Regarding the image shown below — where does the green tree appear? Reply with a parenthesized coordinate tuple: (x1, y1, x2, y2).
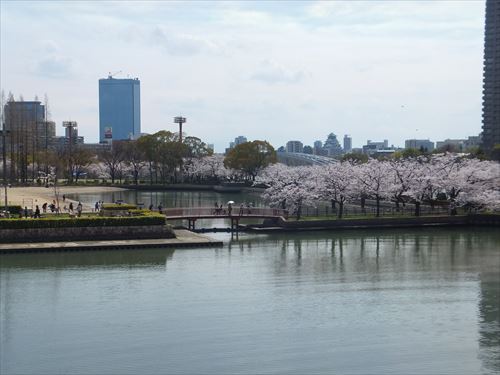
(341, 152, 368, 163)
(224, 140, 276, 180)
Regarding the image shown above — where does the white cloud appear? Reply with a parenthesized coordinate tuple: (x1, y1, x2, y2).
(251, 60, 306, 84)
(150, 26, 221, 56)
(31, 40, 74, 79)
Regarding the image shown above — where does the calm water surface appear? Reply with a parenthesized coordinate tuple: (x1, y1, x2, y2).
(1, 227, 499, 374)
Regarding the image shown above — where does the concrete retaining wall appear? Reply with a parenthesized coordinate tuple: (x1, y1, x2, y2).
(276, 215, 472, 230)
(0, 225, 175, 243)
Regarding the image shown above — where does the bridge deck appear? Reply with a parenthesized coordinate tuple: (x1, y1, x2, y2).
(164, 207, 287, 221)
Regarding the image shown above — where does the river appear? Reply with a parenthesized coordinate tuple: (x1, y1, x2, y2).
(1, 190, 499, 374)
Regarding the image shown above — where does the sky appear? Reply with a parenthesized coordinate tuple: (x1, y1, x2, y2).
(0, 0, 486, 152)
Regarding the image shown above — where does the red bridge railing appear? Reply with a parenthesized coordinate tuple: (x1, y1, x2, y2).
(163, 207, 287, 219)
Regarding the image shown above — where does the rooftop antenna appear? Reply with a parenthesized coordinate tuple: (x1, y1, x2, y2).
(108, 70, 122, 79)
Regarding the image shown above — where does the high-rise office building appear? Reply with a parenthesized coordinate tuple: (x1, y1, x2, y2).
(286, 140, 304, 153)
(99, 76, 141, 142)
(481, 0, 500, 152)
(343, 135, 352, 153)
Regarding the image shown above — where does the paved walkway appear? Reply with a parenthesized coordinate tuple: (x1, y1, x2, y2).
(0, 230, 222, 253)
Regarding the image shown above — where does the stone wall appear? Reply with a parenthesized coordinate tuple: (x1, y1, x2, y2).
(277, 216, 470, 230)
(0, 224, 175, 243)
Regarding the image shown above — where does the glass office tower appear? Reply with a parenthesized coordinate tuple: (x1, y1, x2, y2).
(99, 76, 141, 142)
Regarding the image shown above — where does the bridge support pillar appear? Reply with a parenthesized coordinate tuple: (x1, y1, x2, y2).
(230, 218, 239, 232)
(188, 219, 196, 231)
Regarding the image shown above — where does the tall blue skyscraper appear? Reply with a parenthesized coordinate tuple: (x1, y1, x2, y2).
(99, 76, 140, 142)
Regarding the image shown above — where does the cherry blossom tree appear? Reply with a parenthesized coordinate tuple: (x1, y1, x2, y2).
(318, 162, 354, 218)
(353, 159, 392, 217)
(259, 164, 318, 220)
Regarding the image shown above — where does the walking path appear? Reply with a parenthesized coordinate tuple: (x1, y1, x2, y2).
(0, 230, 222, 253)
(1, 186, 128, 211)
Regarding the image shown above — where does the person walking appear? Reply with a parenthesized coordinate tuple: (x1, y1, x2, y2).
(24, 206, 28, 218)
(239, 204, 244, 216)
(62, 194, 66, 202)
(34, 205, 41, 218)
(77, 202, 83, 217)
(42, 202, 47, 213)
(69, 202, 74, 214)
(158, 204, 163, 214)
(228, 203, 233, 216)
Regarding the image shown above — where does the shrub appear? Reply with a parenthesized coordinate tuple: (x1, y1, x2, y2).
(0, 214, 166, 230)
(101, 203, 137, 210)
(4, 205, 23, 215)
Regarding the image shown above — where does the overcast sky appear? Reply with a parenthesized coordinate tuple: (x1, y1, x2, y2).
(1, 1, 485, 152)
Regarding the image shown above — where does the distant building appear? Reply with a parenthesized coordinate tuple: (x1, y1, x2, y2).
(362, 140, 392, 156)
(343, 135, 352, 153)
(286, 140, 304, 153)
(313, 140, 325, 156)
(436, 137, 481, 152)
(99, 76, 141, 142)
(226, 135, 248, 154)
(1, 101, 55, 168)
(405, 139, 435, 152)
(481, 0, 500, 152)
(324, 133, 343, 157)
(436, 139, 466, 151)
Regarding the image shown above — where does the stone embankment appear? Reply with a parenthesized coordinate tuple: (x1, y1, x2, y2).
(251, 214, 500, 232)
(0, 224, 174, 243)
(0, 230, 222, 253)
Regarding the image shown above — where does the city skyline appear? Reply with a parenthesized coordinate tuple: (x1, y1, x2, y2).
(1, 1, 486, 152)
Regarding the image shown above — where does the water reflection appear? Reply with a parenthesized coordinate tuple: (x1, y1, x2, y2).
(479, 272, 500, 373)
(0, 248, 175, 269)
(1, 227, 499, 375)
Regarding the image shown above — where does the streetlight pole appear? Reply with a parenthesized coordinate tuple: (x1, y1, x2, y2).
(62, 121, 77, 183)
(174, 116, 187, 183)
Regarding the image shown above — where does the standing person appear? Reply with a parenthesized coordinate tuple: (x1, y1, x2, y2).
(228, 203, 233, 216)
(24, 206, 28, 218)
(239, 204, 244, 216)
(62, 194, 66, 202)
(69, 202, 74, 214)
(42, 202, 47, 213)
(95, 201, 99, 212)
(149, 203, 154, 211)
(34, 205, 41, 218)
(77, 202, 83, 217)
(158, 204, 163, 214)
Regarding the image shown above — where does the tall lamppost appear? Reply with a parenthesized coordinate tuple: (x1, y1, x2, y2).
(62, 121, 77, 182)
(174, 116, 186, 143)
(174, 116, 186, 183)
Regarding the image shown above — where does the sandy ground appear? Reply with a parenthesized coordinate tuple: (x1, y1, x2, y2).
(1, 186, 128, 211)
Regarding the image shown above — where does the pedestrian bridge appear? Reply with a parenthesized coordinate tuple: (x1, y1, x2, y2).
(163, 207, 287, 230)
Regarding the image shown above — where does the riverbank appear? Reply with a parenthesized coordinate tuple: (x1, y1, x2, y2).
(239, 213, 500, 232)
(0, 229, 222, 253)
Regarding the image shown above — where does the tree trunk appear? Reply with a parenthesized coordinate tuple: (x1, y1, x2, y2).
(415, 201, 421, 217)
(296, 204, 302, 220)
(376, 196, 380, 217)
(338, 201, 344, 219)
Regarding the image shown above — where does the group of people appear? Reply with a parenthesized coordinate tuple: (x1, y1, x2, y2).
(21, 199, 85, 219)
(213, 202, 254, 216)
(149, 203, 163, 213)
